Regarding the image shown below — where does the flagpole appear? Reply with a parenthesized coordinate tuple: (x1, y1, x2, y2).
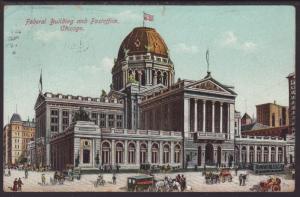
(143, 11, 145, 27)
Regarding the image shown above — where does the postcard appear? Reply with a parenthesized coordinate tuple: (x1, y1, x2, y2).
(3, 4, 295, 192)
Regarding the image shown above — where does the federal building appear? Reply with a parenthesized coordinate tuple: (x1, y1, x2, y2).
(34, 27, 295, 170)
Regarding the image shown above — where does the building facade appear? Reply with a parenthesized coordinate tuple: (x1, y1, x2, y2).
(3, 113, 35, 165)
(256, 102, 289, 128)
(241, 113, 253, 126)
(35, 26, 294, 170)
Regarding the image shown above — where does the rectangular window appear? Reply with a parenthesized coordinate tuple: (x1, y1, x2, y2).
(62, 110, 69, 131)
(50, 109, 59, 132)
(116, 115, 123, 128)
(108, 114, 115, 128)
(100, 113, 106, 128)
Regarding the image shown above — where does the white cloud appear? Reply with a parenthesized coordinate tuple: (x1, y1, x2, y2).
(34, 30, 63, 42)
(174, 43, 199, 54)
(220, 31, 257, 52)
(80, 57, 114, 73)
(221, 31, 238, 46)
(100, 57, 114, 72)
(109, 10, 139, 22)
(241, 41, 257, 51)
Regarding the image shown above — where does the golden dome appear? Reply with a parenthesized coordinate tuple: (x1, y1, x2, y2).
(117, 27, 169, 60)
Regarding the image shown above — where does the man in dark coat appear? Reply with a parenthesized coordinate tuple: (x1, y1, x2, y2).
(17, 178, 23, 191)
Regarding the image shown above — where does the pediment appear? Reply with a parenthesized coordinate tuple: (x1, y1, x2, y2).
(192, 80, 225, 92)
(186, 78, 237, 96)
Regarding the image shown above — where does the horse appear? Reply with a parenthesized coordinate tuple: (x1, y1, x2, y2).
(171, 181, 181, 192)
(155, 180, 169, 192)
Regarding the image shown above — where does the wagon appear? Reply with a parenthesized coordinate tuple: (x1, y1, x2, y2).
(259, 177, 281, 192)
(219, 168, 232, 182)
(127, 175, 154, 192)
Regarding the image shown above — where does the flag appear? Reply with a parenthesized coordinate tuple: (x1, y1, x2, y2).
(144, 13, 154, 21)
(39, 69, 43, 93)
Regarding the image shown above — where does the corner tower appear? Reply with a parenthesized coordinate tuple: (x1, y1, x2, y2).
(112, 27, 175, 90)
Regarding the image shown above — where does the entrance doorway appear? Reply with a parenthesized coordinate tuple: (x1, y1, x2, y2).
(205, 143, 214, 165)
(217, 146, 221, 166)
(198, 146, 202, 166)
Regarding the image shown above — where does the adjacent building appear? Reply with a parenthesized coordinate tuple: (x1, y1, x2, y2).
(3, 113, 35, 165)
(256, 102, 289, 128)
(241, 113, 253, 126)
(287, 72, 295, 134)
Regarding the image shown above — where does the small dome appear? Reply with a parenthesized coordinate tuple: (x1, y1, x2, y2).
(10, 113, 22, 123)
(117, 27, 169, 61)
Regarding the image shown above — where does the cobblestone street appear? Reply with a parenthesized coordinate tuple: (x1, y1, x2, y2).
(3, 169, 295, 192)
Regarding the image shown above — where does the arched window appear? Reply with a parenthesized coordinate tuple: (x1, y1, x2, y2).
(128, 143, 136, 164)
(163, 144, 170, 164)
(163, 72, 168, 86)
(140, 143, 147, 164)
(157, 71, 162, 84)
(249, 146, 254, 163)
(271, 147, 276, 162)
(152, 143, 159, 163)
(241, 146, 247, 164)
(115, 142, 124, 164)
(278, 147, 283, 163)
(175, 145, 181, 164)
(264, 147, 269, 162)
(257, 147, 262, 163)
(102, 142, 111, 164)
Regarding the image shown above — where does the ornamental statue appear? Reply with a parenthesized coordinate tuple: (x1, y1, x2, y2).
(72, 107, 91, 122)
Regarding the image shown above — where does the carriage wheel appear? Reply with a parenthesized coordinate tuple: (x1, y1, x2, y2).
(272, 185, 280, 192)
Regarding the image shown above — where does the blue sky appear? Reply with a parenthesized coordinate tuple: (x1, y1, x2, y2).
(4, 5, 295, 125)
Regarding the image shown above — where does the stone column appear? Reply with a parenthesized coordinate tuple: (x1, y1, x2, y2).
(227, 104, 230, 139)
(212, 101, 215, 133)
(268, 146, 271, 162)
(97, 113, 100, 127)
(106, 114, 109, 128)
(69, 109, 72, 126)
(220, 103, 223, 133)
(184, 98, 190, 137)
(124, 140, 128, 164)
(194, 99, 198, 132)
(275, 146, 278, 162)
(171, 141, 175, 165)
(153, 70, 157, 85)
(136, 141, 140, 165)
(254, 145, 257, 163)
(203, 100, 206, 132)
(59, 108, 62, 133)
(149, 69, 153, 85)
(261, 146, 264, 162)
(246, 146, 250, 163)
(148, 141, 152, 163)
(239, 146, 242, 163)
(159, 141, 163, 164)
(201, 148, 205, 166)
(111, 140, 115, 165)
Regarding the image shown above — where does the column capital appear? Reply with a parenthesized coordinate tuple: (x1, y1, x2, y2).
(212, 101, 215, 105)
(202, 100, 206, 103)
(194, 98, 198, 102)
(220, 102, 223, 106)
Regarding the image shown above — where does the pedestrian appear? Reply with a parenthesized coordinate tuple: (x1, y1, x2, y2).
(41, 174, 46, 185)
(239, 174, 242, 186)
(235, 166, 238, 176)
(8, 168, 11, 177)
(17, 178, 23, 191)
(12, 178, 18, 191)
(112, 173, 116, 184)
(25, 168, 28, 179)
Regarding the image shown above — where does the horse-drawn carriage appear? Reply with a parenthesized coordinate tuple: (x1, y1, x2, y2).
(205, 172, 220, 184)
(219, 168, 232, 182)
(127, 175, 155, 192)
(258, 177, 281, 192)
